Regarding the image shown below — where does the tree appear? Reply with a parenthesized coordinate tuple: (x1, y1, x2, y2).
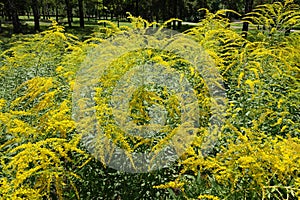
(31, 0, 40, 31)
(65, 0, 72, 27)
(7, 0, 21, 33)
(242, 0, 254, 35)
(78, 0, 84, 28)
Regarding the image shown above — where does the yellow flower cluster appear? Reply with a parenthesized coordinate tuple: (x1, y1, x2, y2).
(154, 1, 300, 198)
(0, 21, 90, 199)
(198, 194, 220, 200)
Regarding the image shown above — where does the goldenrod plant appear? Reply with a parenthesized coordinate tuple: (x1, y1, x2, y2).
(155, 1, 300, 199)
(243, 0, 300, 38)
(0, 21, 89, 199)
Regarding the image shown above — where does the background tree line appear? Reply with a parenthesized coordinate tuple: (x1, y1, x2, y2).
(1, 0, 299, 33)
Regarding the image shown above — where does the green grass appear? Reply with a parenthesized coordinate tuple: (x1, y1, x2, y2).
(0, 16, 134, 39)
(2, 16, 294, 40)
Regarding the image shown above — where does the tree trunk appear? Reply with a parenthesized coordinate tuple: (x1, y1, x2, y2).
(162, 0, 166, 21)
(47, 4, 50, 19)
(172, 0, 178, 29)
(65, 0, 72, 27)
(7, 0, 21, 33)
(31, 0, 40, 31)
(5, 5, 12, 21)
(135, 0, 139, 16)
(78, 0, 84, 28)
(242, 0, 254, 36)
(178, 0, 183, 29)
(41, 0, 46, 20)
(55, 4, 59, 22)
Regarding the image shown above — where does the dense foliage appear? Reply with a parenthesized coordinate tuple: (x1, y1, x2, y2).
(0, 1, 299, 199)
